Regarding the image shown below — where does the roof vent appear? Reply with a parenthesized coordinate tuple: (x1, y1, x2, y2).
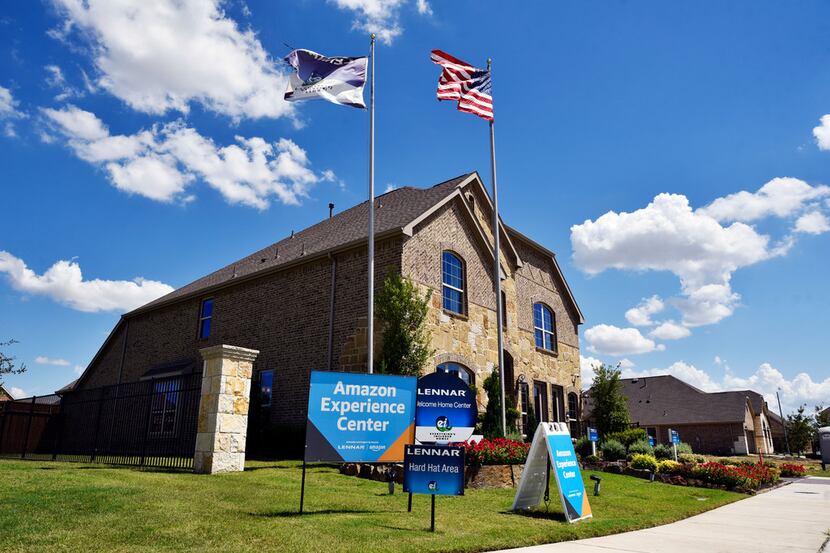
(631, 378, 638, 383)
(260, 258, 266, 263)
(274, 247, 279, 259)
(290, 230, 295, 238)
(231, 265, 238, 278)
(301, 243, 306, 256)
(329, 202, 334, 218)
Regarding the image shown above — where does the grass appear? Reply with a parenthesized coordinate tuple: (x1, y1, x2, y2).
(0, 459, 743, 553)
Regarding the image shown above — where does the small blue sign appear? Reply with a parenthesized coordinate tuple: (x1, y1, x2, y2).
(587, 428, 599, 442)
(648, 435, 655, 447)
(305, 371, 416, 462)
(403, 444, 465, 496)
(670, 430, 680, 445)
(415, 371, 478, 444)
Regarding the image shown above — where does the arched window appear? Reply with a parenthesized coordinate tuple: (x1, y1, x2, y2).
(567, 392, 579, 421)
(442, 251, 465, 314)
(436, 362, 474, 386)
(533, 303, 556, 351)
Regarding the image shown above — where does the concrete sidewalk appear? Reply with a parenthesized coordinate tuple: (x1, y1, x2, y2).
(493, 477, 830, 553)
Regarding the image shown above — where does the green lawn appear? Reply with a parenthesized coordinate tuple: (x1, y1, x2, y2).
(0, 459, 743, 553)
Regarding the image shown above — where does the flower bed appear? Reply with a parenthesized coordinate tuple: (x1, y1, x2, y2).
(780, 463, 807, 477)
(463, 438, 530, 466)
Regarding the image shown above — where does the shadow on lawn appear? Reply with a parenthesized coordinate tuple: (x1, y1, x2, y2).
(250, 509, 382, 518)
(504, 509, 568, 522)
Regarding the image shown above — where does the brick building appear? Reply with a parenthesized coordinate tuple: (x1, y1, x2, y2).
(71, 172, 584, 454)
(584, 375, 785, 455)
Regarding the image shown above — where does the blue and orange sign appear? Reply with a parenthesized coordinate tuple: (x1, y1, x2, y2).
(304, 371, 416, 462)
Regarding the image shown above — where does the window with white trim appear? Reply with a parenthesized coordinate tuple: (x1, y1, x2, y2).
(442, 251, 465, 314)
(436, 362, 474, 386)
(533, 302, 556, 351)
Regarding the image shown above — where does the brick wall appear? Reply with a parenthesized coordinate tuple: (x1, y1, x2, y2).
(78, 237, 403, 433)
(654, 423, 746, 455)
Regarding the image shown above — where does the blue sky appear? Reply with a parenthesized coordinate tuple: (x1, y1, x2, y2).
(1, 1, 829, 414)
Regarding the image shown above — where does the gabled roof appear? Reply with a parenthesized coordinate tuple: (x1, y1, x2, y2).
(131, 173, 474, 315)
(588, 374, 765, 426)
(0, 384, 13, 401)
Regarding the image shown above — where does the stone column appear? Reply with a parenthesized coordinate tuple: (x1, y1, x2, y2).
(194, 344, 259, 474)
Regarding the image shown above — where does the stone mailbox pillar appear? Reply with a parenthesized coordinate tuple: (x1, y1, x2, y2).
(194, 344, 259, 474)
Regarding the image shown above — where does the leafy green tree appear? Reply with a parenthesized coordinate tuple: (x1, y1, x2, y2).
(0, 339, 26, 387)
(785, 405, 814, 455)
(588, 363, 631, 437)
(375, 271, 433, 376)
(481, 368, 519, 438)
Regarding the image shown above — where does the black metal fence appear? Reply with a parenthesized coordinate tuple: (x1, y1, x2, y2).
(0, 373, 202, 469)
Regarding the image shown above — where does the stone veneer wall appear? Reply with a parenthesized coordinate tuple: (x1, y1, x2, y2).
(400, 192, 581, 424)
(194, 345, 259, 474)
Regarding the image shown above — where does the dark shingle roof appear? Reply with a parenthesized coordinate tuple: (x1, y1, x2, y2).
(586, 375, 767, 426)
(131, 173, 473, 314)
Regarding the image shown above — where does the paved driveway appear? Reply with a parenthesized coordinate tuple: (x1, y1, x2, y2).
(493, 477, 830, 553)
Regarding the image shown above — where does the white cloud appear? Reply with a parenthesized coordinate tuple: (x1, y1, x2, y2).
(51, 0, 294, 121)
(0, 85, 20, 117)
(649, 320, 692, 341)
(580, 355, 603, 389)
(9, 387, 26, 399)
(618, 358, 635, 369)
(625, 295, 664, 326)
(331, 0, 434, 44)
(73, 365, 84, 375)
(0, 85, 24, 136)
(415, 0, 432, 16)
(700, 177, 830, 224)
(813, 114, 830, 150)
(622, 361, 721, 392)
(45, 64, 83, 101)
(724, 363, 830, 414)
(0, 250, 173, 312)
(572, 191, 791, 328)
(43, 105, 331, 208)
(35, 356, 70, 366)
(794, 210, 830, 235)
(714, 356, 724, 366)
(584, 324, 664, 356)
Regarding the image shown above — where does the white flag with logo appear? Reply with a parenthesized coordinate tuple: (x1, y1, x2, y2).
(284, 49, 367, 109)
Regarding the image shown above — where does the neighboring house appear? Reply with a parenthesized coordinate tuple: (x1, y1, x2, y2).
(0, 385, 13, 402)
(584, 375, 784, 455)
(70, 172, 584, 453)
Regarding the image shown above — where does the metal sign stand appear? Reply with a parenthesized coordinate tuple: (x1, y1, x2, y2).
(430, 494, 436, 532)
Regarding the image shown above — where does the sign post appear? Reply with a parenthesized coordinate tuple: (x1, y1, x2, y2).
(587, 427, 598, 457)
(403, 444, 465, 532)
(648, 435, 655, 447)
(513, 423, 592, 523)
(301, 371, 417, 513)
(670, 429, 680, 461)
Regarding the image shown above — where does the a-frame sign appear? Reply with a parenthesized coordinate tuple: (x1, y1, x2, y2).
(512, 422, 592, 523)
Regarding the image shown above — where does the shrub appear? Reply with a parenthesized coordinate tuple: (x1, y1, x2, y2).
(583, 454, 600, 465)
(658, 460, 682, 474)
(780, 463, 807, 477)
(627, 439, 653, 456)
(605, 428, 648, 448)
(653, 444, 673, 460)
(574, 436, 594, 458)
(464, 438, 530, 465)
(675, 442, 693, 455)
(717, 457, 741, 466)
(677, 453, 697, 464)
(689, 461, 779, 490)
(601, 439, 626, 461)
(629, 453, 658, 472)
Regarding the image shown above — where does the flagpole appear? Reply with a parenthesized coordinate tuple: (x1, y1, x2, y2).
(367, 33, 376, 374)
(487, 58, 508, 438)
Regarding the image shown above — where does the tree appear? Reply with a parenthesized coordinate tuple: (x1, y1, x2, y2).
(0, 339, 26, 387)
(588, 363, 630, 437)
(375, 271, 433, 376)
(480, 367, 519, 439)
(785, 405, 814, 456)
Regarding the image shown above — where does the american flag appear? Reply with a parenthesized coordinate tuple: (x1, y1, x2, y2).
(430, 49, 493, 121)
